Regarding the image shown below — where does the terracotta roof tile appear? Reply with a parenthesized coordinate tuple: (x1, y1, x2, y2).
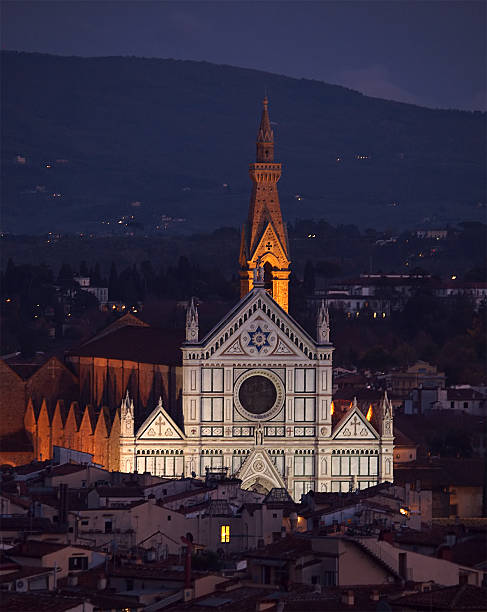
(69, 326, 185, 365)
(95, 485, 144, 498)
(394, 458, 485, 488)
(245, 535, 312, 560)
(8, 540, 69, 558)
(0, 565, 55, 584)
(391, 584, 487, 610)
(2, 592, 87, 612)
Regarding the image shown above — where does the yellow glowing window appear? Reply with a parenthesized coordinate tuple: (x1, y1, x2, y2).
(220, 525, 230, 543)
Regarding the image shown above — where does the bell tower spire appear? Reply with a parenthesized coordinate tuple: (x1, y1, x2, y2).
(239, 97, 291, 311)
(256, 96, 274, 162)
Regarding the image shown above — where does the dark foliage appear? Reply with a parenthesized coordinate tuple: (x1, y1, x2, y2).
(1, 51, 485, 234)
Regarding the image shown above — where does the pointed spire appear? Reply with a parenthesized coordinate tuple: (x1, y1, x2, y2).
(121, 391, 134, 438)
(316, 300, 330, 343)
(381, 390, 392, 416)
(257, 96, 273, 142)
(185, 298, 199, 342)
(121, 390, 134, 419)
(256, 96, 274, 162)
(381, 391, 393, 437)
(352, 397, 358, 411)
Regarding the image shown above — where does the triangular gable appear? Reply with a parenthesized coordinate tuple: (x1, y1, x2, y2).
(94, 407, 110, 438)
(79, 405, 95, 436)
(203, 289, 317, 360)
(251, 221, 289, 269)
(236, 447, 286, 491)
(81, 312, 150, 345)
(47, 355, 78, 381)
(332, 407, 379, 440)
(65, 402, 81, 433)
(0, 358, 25, 383)
(216, 312, 303, 360)
(199, 287, 317, 348)
(137, 398, 184, 440)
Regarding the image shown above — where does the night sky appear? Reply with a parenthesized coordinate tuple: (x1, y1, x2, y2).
(2, 0, 486, 111)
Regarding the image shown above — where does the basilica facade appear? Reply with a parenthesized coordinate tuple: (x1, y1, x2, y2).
(119, 99, 394, 499)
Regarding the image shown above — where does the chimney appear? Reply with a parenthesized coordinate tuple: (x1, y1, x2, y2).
(97, 575, 107, 590)
(341, 590, 354, 606)
(398, 552, 408, 580)
(59, 483, 69, 524)
(67, 573, 78, 586)
(459, 573, 469, 586)
(437, 546, 453, 562)
(379, 530, 394, 545)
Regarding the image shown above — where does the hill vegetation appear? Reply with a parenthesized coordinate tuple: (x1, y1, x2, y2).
(1, 51, 485, 234)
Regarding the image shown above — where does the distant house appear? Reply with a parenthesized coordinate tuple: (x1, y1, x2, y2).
(405, 387, 487, 416)
(7, 541, 105, 579)
(0, 565, 56, 593)
(387, 361, 446, 400)
(73, 276, 108, 308)
(415, 229, 448, 239)
(246, 533, 483, 588)
(394, 458, 485, 519)
(434, 388, 486, 416)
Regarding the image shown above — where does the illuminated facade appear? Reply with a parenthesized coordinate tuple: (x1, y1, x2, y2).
(119, 99, 394, 499)
(11, 99, 394, 500)
(239, 97, 291, 312)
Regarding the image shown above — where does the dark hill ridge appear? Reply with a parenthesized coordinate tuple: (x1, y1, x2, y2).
(1, 50, 485, 234)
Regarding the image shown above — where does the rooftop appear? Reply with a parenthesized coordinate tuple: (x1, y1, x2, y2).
(95, 485, 144, 498)
(8, 540, 70, 558)
(2, 593, 87, 612)
(69, 325, 185, 365)
(245, 535, 312, 561)
(391, 584, 487, 610)
(394, 458, 485, 488)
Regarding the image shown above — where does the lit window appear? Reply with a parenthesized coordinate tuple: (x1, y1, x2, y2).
(220, 525, 230, 543)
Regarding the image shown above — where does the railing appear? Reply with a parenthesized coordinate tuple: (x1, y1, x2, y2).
(353, 537, 402, 578)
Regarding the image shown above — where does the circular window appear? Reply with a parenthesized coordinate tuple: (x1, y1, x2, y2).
(234, 369, 284, 421)
(239, 375, 277, 415)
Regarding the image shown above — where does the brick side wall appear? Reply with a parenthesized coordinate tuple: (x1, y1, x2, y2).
(0, 361, 27, 436)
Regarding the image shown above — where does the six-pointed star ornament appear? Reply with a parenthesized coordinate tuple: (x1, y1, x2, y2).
(247, 326, 271, 352)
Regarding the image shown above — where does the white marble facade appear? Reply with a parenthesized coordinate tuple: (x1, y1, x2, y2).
(120, 285, 394, 500)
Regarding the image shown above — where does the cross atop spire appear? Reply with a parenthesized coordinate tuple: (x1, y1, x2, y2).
(256, 96, 274, 161)
(240, 97, 290, 311)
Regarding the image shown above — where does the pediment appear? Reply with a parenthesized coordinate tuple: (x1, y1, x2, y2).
(332, 408, 378, 440)
(203, 289, 318, 360)
(216, 315, 303, 359)
(251, 222, 289, 268)
(236, 447, 286, 491)
(137, 399, 184, 440)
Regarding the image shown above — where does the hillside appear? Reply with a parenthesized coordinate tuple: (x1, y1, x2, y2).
(1, 51, 485, 234)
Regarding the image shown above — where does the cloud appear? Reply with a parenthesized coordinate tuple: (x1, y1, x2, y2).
(338, 65, 424, 106)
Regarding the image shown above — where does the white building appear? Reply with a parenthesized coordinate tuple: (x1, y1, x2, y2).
(118, 99, 395, 500)
(118, 288, 394, 500)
